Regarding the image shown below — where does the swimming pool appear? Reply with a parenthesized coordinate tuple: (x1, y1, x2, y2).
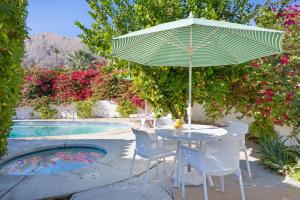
(9, 121, 130, 138)
(0, 146, 107, 175)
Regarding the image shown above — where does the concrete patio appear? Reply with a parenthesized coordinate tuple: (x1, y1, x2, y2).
(72, 140, 300, 200)
(0, 119, 299, 200)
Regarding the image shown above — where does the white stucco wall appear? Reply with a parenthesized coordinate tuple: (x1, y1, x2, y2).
(14, 100, 121, 119)
(14, 102, 299, 145)
(92, 100, 120, 118)
(191, 103, 253, 125)
(51, 103, 76, 119)
(14, 106, 40, 119)
(191, 103, 299, 145)
(274, 125, 300, 146)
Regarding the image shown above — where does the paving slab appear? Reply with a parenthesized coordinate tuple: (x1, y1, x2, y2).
(0, 175, 26, 199)
(0, 122, 150, 200)
(71, 162, 175, 200)
(1, 163, 125, 200)
(174, 185, 300, 200)
(0, 120, 299, 200)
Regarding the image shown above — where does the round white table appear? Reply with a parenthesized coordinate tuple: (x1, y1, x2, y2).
(155, 124, 228, 186)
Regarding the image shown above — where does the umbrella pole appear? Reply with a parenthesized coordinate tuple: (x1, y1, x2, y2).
(188, 25, 193, 133)
(188, 63, 192, 132)
(187, 58, 192, 173)
(187, 25, 193, 172)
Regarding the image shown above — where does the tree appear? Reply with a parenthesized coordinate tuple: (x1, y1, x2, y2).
(191, 1, 300, 136)
(50, 46, 60, 67)
(76, 0, 260, 118)
(249, 2, 300, 131)
(67, 50, 95, 70)
(0, 0, 28, 156)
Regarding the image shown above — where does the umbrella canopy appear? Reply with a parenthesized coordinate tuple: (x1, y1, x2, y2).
(112, 14, 284, 130)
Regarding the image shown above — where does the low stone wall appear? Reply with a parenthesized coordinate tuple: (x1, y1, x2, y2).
(14, 102, 299, 145)
(14, 100, 121, 119)
(14, 100, 146, 120)
(192, 103, 299, 145)
(191, 103, 253, 125)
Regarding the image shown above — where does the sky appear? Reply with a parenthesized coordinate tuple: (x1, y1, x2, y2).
(26, 0, 290, 37)
(27, 0, 93, 37)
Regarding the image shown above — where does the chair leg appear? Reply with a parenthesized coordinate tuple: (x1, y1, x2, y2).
(220, 176, 224, 192)
(238, 168, 246, 200)
(142, 160, 151, 195)
(156, 159, 159, 176)
(208, 176, 214, 187)
(175, 141, 181, 187)
(172, 155, 177, 168)
(163, 157, 166, 173)
(177, 155, 182, 187)
(243, 146, 252, 178)
(202, 172, 208, 200)
(181, 159, 185, 199)
(171, 156, 177, 186)
(128, 151, 136, 184)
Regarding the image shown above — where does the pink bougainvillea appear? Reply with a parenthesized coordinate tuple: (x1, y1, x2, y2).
(249, 62, 260, 68)
(52, 69, 100, 103)
(20, 66, 142, 109)
(280, 55, 289, 65)
(276, 5, 300, 26)
(132, 95, 145, 109)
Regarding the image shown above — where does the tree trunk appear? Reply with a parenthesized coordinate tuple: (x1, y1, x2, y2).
(167, 103, 179, 119)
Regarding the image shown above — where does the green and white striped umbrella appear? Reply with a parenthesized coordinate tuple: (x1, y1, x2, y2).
(112, 13, 284, 130)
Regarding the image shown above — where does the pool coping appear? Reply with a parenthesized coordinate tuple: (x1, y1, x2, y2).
(3, 118, 136, 166)
(8, 128, 132, 140)
(10, 119, 133, 140)
(0, 143, 109, 172)
(0, 119, 151, 200)
(12, 118, 134, 123)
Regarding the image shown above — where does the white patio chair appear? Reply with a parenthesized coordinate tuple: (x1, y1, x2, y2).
(129, 128, 176, 195)
(226, 121, 251, 178)
(154, 116, 175, 142)
(154, 115, 174, 128)
(154, 116, 177, 163)
(180, 136, 246, 200)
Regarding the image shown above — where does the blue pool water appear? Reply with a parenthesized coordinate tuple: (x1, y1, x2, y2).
(0, 146, 106, 175)
(9, 121, 130, 138)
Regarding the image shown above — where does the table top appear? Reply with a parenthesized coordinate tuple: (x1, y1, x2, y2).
(155, 124, 227, 142)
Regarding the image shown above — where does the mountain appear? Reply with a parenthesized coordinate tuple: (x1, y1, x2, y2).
(23, 33, 89, 68)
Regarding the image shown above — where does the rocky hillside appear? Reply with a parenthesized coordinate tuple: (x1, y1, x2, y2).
(23, 33, 88, 68)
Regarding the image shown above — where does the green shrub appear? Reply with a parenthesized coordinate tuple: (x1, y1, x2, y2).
(116, 99, 136, 118)
(259, 136, 300, 176)
(75, 100, 95, 118)
(290, 164, 300, 182)
(33, 98, 57, 119)
(0, 0, 28, 156)
(249, 119, 277, 141)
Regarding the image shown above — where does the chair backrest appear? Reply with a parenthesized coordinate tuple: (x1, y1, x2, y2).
(202, 135, 240, 175)
(154, 116, 174, 128)
(226, 121, 249, 145)
(226, 121, 249, 135)
(202, 136, 241, 174)
(131, 128, 154, 153)
(181, 136, 241, 175)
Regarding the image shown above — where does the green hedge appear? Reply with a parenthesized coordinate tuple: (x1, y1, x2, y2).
(116, 99, 136, 118)
(0, 0, 27, 156)
(33, 97, 57, 119)
(75, 99, 95, 119)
